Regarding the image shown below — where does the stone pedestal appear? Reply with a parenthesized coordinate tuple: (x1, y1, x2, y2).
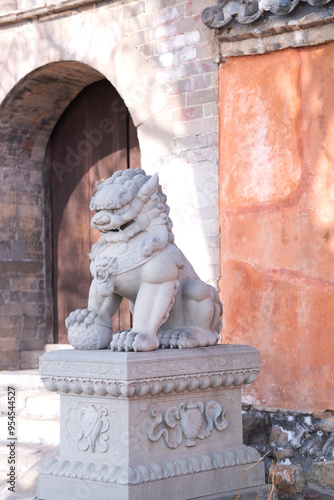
(38, 346, 265, 500)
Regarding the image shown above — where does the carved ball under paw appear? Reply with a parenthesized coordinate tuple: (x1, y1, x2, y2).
(65, 309, 112, 350)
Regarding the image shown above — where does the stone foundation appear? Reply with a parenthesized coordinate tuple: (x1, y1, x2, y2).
(243, 406, 334, 499)
(38, 345, 265, 500)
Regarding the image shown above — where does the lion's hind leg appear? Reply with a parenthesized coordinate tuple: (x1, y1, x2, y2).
(182, 279, 220, 332)
(157, 279, 221, 349)
(209, 286, 223, 336)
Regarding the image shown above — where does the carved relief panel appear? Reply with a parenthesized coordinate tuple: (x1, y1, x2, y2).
(60, 396, 113, 457)
(133, 390, 240, 460)
(77, 405, 109, 453)
(148, 400, 228, 448)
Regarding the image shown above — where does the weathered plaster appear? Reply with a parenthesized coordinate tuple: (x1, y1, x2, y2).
(219, 44, 334, 412)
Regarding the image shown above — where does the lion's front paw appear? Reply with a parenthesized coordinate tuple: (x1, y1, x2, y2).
(132, 333, 159, 352)
(110, 330, 159, 352)
(65, 309, 112, 350)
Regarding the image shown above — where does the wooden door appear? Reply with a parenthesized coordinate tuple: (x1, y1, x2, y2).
(51, 79, 140, 343)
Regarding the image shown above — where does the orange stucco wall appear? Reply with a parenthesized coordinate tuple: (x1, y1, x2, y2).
(219, 43, 334, 412)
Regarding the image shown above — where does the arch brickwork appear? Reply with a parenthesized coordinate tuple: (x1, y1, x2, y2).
(0, 1, 220, 369)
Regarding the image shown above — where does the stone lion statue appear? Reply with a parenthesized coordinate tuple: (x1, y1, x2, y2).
(65, 168, 222, 352)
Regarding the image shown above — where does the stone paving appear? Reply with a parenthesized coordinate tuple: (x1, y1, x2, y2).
(0, 369, 59, 499)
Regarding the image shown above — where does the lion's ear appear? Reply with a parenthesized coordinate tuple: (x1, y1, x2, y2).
(138, 173, 159, 199)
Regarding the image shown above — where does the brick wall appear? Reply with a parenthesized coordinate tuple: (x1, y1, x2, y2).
(0, 0, 220, 369)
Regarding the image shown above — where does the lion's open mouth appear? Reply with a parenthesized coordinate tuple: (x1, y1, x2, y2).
(107, 219, 135, 233)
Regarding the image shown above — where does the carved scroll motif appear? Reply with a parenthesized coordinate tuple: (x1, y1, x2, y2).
(77, 405, 109, 453)
(148, 400, 228, 448)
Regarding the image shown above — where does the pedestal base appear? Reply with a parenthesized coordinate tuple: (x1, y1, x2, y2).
(38, 345, 265, 500)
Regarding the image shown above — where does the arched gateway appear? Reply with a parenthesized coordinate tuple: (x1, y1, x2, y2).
(0, 42, 168, 367)
(0, 10, 220, 370)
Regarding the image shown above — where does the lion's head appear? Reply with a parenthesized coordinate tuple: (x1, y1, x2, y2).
(89, 168, 174, 246)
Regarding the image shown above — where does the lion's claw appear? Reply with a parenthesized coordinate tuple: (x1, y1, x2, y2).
(110, 330, 158, 352)
(157, 328, 217, 349)
(66, 309, 97, 329)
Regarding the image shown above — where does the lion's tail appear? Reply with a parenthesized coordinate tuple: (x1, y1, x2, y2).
(209, 286, 223, 336)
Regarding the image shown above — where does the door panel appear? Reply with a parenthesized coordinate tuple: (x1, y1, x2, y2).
(51, 79, 140, 343)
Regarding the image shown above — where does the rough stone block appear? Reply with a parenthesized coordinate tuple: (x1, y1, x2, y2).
(38, 346, 265, 500)
(307, 462, 334, 490)
(305, 485, 334, 499)
(313, 413, 334, 433)
(242, 409, 271, 454)
(272, 463, 306, 497)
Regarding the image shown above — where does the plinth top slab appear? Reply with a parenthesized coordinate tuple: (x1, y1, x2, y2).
(39, 345, 260, 398)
